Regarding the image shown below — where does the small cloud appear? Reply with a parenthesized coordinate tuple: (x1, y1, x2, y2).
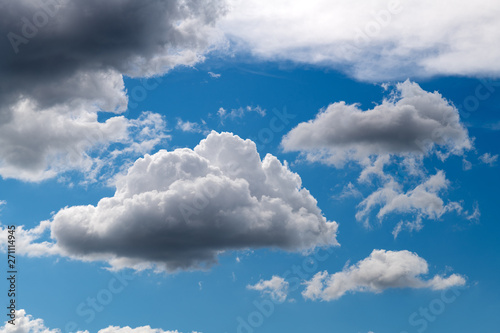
(217, 105, 266, 124)
(247, 275, 289, 302)
(176, 118, 203, 133)
(466, 202, 480, 222)
(462, 158, 472, 170)
(485, 121, 500, 131)
(217, 107, 227, 118)
(479, 153, 498, 166)
(334, 182, 362, 200)
(208, 71, 221, 79)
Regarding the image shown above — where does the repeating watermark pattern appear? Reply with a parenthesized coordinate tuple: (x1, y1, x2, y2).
(400, 285, 467, 333)
(127, 76, 164, 110)
(236, 247, 334, 333)
(63, 270, 135, 333)
(250, 107, 296, 152)
(7, 0, 62, 54)
(339, 0, 403, 56)
(456, 79, 500, 119)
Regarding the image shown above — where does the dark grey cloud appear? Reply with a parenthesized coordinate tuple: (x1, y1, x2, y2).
(281, 80, 472, 166)
(0, 0, 226, 107)
(0, 0, 227, 181)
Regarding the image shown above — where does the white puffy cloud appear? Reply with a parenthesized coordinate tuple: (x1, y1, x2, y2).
(1, 309, 59, 333)
(0, 101, 168, 182)
(220, 0, 500, 80)
(0, 309, 198, 333)
(247, 275, 289, 302)
(5, 132, 338, 271)
(302, 249, 466, 301)
(282, 81, 471, 167)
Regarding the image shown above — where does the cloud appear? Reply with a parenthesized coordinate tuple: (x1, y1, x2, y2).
(208, 71, 221, 78)
(220, 0, 500, 81)
(247, 275, 289, 302)
(333, 182, 363, 200)
(282, 80, 471, 167)
(1, 0, 226, 99)
(356, 171, 455, 224)
(5, 132, 338, 272)
(0, 0, 227, 181)
(302, 249, 466, 301)
(0, 309, 198, 333)
(175, 118, 208, 134)
(217, 106, 266, 123)
(479, 153, 498, 166)
(282, 81, 475, 235)
(0, 106, 168, 182)
(0, 309, 62, 333)
(100, 328, 199, 333)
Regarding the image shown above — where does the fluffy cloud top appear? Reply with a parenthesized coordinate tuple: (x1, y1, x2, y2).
(247, 275, 289, 302)
(0, 309, 198, 333)
(302, 249, 466, 301)
(0, 309, 60, 333)
(282, 81, 471, 167)
(10, 132, 338, 271)
(220, 0, 500, 80)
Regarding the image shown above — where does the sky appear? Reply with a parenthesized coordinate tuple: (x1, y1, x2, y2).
(0, 0, 499, 332)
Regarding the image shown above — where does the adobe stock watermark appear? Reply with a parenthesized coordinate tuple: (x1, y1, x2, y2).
(456, 79, 500, 119)
(339, 0, 403, 55)
(7, 0, 62, 54)
(249, 106, 296, 151)
(399, 284, 467, 333)
(127, 76, 164, 110)
(63, 270, 135, 333)
(236, 247, 334, 333)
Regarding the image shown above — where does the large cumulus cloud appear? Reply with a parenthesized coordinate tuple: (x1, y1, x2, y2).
(302, 249, 466, 301)
(5, 132, 338, 271)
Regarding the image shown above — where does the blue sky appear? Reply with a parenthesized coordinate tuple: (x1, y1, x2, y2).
(1, 1, 500, 333)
